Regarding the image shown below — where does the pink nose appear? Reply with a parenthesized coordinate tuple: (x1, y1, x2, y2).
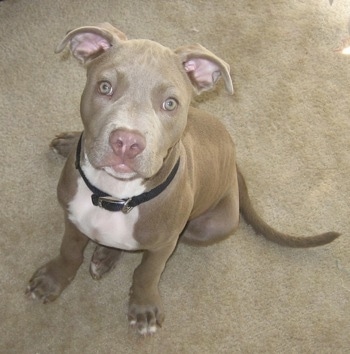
(109, 129, 146, 159)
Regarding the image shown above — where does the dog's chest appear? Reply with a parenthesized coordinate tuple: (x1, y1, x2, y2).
(68, 175, 143, 251)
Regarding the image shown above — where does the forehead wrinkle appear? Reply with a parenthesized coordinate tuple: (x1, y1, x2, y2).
(151, 82, 180, 99)
(121, 39, 177, 75)
(114, 40, 190, 104)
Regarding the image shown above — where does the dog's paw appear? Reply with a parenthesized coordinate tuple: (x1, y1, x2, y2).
(89, 245, 122, 280)
(26, 265, 65, 303)
(128, 302, 165, 336)
(50, 131, 81, 157)
(26, 258, 73, 303)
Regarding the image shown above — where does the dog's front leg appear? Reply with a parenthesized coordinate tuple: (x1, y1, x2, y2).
(128, 240, 177, 335)
(26, 217, 89, 303)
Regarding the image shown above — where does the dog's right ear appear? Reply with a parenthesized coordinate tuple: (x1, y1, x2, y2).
(175, 44, 234, 95)
(55, 23, 127, 64)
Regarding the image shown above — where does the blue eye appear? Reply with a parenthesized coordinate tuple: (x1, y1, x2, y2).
(98, 81, 113, 96)
(162, 98, 178, 111)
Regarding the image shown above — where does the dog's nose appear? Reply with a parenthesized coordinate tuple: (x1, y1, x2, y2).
(109, 129, 146, 159)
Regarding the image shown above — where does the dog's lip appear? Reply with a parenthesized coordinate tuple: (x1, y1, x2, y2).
(109, 163, 134, 173)
(96, 155, 136, 174)
(102, 164, 138, 180)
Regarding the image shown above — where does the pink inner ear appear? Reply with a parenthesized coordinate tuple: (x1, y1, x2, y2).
(184, 60, 197, 72)
(184, 58, 221, 87)
(70, 33, 112, 61)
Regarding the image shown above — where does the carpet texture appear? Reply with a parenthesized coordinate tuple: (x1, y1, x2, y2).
(1, 0, 350, 353)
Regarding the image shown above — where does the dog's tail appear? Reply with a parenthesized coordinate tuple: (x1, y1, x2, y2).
(237, 168, 340, 247)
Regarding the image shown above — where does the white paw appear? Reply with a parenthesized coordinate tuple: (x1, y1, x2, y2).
(129, 319, 157, 335)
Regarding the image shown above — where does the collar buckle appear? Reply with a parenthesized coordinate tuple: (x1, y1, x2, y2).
(97, 196, 133, 214)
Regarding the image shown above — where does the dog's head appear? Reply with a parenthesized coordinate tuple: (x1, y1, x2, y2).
(56, 23, 233, 180)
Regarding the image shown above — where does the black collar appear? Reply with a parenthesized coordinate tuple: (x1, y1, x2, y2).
(75, 133, 180, 213)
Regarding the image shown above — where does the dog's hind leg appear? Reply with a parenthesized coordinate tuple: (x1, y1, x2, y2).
(181, 190, 239, 246)
(90, 245, 123, 280)
(50, 131, 82, 157)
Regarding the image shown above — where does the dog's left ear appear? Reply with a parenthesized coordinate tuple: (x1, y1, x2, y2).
(55, 23, 127, 64)
(175, 44, 234, 94)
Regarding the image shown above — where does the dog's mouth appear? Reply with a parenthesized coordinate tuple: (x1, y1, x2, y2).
(106, 162, 135, 174)
(85, 142, 158, 180)
(102, 165, 138, 180)
(82, 134, 152, 180)
(86, 150, 140, 178)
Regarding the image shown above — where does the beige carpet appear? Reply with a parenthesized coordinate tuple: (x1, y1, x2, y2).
(1, 0, 350, 352)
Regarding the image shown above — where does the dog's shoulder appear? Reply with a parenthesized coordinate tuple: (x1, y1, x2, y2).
(185, 106, 234, 145)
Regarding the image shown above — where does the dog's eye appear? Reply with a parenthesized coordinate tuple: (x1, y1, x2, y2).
(162, 98, 178, 111)
(98, 81, 113, 96)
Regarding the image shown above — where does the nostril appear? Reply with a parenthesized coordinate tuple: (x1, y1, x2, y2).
(128, 142, 144, 158)
(116, 139, 124, 148)
(131, 143, 140, 150)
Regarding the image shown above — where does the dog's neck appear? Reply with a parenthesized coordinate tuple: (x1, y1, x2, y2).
(76, 133, 181, 213)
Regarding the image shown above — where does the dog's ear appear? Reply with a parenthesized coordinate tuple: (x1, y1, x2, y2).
(55, 23, 127, 64)
(175, 44, 233, 94)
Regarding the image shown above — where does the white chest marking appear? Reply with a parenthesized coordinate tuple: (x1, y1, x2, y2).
(68, 162, 145, 251)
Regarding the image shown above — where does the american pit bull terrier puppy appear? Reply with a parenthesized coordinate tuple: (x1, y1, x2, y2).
(26, 23, 340, 335)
